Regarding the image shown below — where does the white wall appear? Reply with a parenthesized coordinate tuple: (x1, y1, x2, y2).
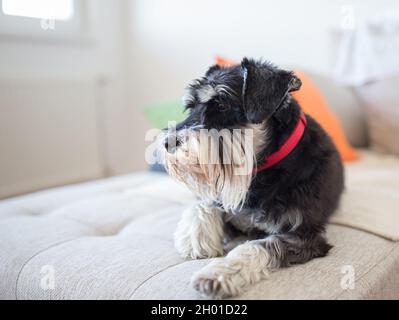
(0, 0, 149, 180)
(1, 0, 398, 196)
(129, 0, 399, 109)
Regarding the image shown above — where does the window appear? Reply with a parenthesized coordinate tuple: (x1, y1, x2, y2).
(2, 0, 74, 21)
(0, 0, 87, 39)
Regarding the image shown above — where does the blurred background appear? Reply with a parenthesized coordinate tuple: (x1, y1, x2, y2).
(1, 0, 398, 199)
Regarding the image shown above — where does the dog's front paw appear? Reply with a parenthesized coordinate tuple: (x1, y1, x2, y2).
(174, 204, 224, 259)
(174, 234, 222, 260)
(174, 222, 224, 259)
(191, 242, 272, 298)
(191, 264, 240, 299)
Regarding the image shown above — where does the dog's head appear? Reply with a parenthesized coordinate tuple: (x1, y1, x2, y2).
(182, 58, 301, 127)
(160, 58, 301, 210)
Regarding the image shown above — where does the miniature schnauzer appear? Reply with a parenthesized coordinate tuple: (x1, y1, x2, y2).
(160, 58, 344, 298)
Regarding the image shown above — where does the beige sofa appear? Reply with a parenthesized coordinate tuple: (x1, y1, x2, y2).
(1, 74, 399, 300)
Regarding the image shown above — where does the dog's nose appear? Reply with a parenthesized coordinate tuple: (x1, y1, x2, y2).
(164, 135, 181, 154)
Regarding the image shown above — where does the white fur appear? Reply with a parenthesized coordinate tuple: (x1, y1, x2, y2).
(197, 85, 217, 103)
(196, 84, 234, 103)
(182, 91, 195, 106)
(162, 115, 273, 298)
(191, 240, 272, 298)
(174, 203, 225, 259)
(247, 121, 268, 155)
(257, 209, 303, 233)
(163, 127, 256, 211)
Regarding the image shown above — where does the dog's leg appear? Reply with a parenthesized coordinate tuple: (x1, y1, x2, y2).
(191, 232, 331, 298)
(174, 202, 225, 259)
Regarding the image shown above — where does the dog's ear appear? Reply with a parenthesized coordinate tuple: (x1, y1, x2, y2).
(205, 64, 221, 76)
(287, 74, 302, 92)
(241, 58, 301, 123)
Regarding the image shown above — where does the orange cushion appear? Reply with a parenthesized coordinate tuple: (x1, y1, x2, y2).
(215, 56, 359, 162)
(292, 71, 358, 162)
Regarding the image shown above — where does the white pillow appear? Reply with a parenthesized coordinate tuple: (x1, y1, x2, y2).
(356, 77, 399, 155)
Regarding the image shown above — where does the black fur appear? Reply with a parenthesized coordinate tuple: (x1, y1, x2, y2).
(175, 58, 344, 268)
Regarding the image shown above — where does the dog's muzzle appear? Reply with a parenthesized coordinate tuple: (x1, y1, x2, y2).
(164, 134, 181, 154)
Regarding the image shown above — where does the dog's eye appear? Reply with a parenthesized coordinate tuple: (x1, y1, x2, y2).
(218, 104, 230, 112)
(208, 99, 230, 112)
(184, 102, 195, 111)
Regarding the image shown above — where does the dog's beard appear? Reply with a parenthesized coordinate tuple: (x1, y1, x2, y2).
(161, 127, 262, 211)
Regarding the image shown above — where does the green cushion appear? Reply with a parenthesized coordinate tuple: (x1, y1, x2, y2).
(144, 100, 187, 129)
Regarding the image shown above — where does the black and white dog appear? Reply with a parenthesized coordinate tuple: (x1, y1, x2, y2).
(161, 58, 344, 298)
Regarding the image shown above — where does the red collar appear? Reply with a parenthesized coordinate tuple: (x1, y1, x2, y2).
(254, 111, 307, 173)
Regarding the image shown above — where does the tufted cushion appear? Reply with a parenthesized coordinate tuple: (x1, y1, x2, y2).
(1, 167, 399, 299)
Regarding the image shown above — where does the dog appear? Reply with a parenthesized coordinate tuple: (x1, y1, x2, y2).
(160, 58, 344, 298)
